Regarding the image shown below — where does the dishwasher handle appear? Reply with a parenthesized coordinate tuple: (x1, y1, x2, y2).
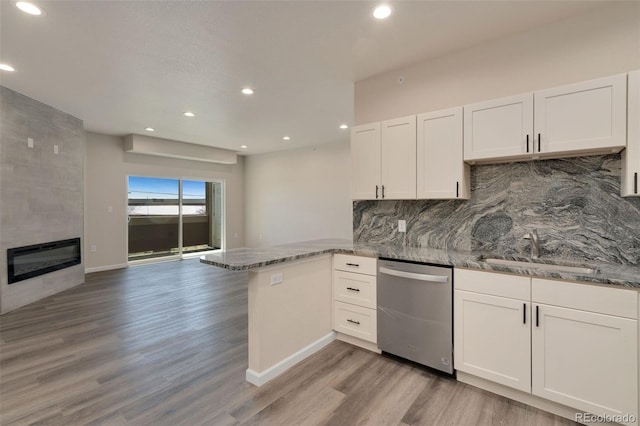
(378, 266, 449, 283)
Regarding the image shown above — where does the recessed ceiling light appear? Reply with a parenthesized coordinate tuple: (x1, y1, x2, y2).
(240, 145, 248, 149)
(339, 124, 349, 129)
(145, 127, 155, 132)
(0, 64, 15, 72)
(15, 1, 43, 15)
(283, 136, 291, 141)
(373, 4, 392, 19)
(242, 88, 254, 95)
(184, 112, 195, 117)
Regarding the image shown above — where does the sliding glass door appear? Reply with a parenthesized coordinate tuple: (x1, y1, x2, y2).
(182, 180, 223, 254)
(127, 176, 223, 262)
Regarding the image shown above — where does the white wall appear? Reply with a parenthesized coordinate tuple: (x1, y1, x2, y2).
(244, 142, 352, 247)
(355, 2, 640, 124)
(84, 132, 245, 272)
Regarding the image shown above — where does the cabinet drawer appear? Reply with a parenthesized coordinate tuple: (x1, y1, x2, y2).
(455, 268, 530, 300)
(532, 278, 638, 319)
(334, 270, 376, 309)
(334, 301, 377, 343)
(333, 254, 377, 276)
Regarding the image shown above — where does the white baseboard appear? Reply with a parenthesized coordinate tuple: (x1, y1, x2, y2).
(85, 263, 128, 274)
(246, 331, 336, 387)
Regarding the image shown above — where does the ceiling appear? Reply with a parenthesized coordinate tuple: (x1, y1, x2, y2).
(0, 0, 611, 155)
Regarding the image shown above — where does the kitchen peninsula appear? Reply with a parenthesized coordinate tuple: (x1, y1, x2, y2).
(201, 239, 640, 388)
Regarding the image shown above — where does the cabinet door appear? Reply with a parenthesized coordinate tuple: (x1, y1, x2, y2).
(535, 74, 627, 156)
(463, 93, 533, 162)
(417, 107, 470, 199)
(532, 304, 638, 422)
(623, 70, 640, 197)
(351, 123, 381, 200)
(380, 115, 416, 199)
(454, 290, 531, 392)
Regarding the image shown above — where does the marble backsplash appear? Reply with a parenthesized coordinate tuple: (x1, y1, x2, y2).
(353, 154, 640, 265)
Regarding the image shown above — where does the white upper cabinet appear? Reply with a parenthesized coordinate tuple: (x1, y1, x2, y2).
(351, 123, 381, 200)
(351, 117, 416, 200)
(535, 74, 627, 156)
(464, 73, 628, 164)
(464, 93, 533, 161)
(623, 70, 640, 197)
(463, 93, 534, 162)
(417, 107, 470, 199)
(380, 115, 417, 200)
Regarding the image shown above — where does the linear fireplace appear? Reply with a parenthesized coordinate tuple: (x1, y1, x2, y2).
(7, 238, 81, 284)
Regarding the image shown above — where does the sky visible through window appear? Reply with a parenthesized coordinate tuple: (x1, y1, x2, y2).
(128, 177, 207, 216)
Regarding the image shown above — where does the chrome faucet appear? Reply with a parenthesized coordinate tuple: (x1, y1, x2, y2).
(524, 229, 540, 259)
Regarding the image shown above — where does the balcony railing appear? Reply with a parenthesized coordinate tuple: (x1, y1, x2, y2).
(128, 214, 216, 259)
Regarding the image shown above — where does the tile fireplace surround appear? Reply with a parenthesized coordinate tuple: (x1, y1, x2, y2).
(0, 86, 85, 314)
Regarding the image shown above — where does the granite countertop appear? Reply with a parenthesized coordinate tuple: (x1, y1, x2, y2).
(200, 239, 640, 289)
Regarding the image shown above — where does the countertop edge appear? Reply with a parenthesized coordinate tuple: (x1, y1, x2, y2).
(200, 244, 640, 289)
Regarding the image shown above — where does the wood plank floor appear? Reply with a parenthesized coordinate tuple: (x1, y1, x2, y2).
(1, 259, 578, 426)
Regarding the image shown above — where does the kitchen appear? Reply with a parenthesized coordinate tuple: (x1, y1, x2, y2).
(1, 1, 639, 425)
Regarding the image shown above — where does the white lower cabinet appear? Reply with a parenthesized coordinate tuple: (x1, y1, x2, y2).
(455, 290, 531, 392)
(332, 255, 377, 345)
(454, 268, 638, 425)
(532, 304, 637, 420)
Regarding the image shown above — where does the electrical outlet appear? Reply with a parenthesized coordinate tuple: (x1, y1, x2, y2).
(54, 145, 59, 154)
(27, 138, 34, 148)
(270, 272, 283, 285)
(398, 220, 407, 233)
(107, 205, 113, 213)
(90, 245, 97, 252)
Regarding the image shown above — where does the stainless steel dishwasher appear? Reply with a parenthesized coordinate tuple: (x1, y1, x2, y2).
(377, 258, 453, 374)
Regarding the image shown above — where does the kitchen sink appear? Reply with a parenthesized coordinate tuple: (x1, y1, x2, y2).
(482, 258, 599, 275)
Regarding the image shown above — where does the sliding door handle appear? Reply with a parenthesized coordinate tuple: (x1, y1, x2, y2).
(535, 305, 539, 327)
(523, 303, 526, 324)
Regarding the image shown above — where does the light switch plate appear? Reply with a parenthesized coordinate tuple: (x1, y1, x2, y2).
(54, 145, 59, 154)
(398, 220, 407, 233)
(270, 272, 283, 285)
(27, 138, 34, 148)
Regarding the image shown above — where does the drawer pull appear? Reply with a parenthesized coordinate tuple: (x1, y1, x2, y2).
(346, 287, 360, 292)
(347, 319, 360, 325)
(345, 263, 360, 267)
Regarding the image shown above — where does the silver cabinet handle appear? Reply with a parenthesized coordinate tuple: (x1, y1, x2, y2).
(378, 267, 448, 283)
